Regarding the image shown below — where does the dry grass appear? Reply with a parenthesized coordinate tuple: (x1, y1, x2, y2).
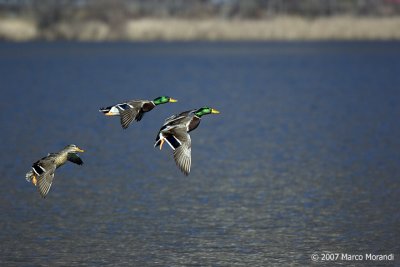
(42, 21, 111, 41)
(122, 16, 400, 41)
(1, 16, 400, 41)
(0, 18, 38, 41)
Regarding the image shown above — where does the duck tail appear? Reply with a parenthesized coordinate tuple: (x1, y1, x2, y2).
(99, 106, 120, 116)
(26, 168, 39, 187)
(99, 106, 111, 114)
(25, 170, 34, 183)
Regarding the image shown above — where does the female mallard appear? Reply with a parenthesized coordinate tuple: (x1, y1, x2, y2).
(99, 96, 177, 129)
(25, 144, 84, 198)
(154, 107, 220, 175)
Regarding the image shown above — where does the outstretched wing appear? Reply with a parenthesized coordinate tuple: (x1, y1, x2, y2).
(168, 127, 192, 176)
(34, 161, 56, 198)
(120, 108, 140, 129)
(119, 100, 151, 129)
(163, 110, 195, 125)
(67, 153, 84, 165)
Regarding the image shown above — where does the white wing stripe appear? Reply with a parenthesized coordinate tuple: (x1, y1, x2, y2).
(39, 165, 46, 173)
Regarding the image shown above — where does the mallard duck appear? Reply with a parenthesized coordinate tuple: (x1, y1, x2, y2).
(25, 144, 84, 198)
(154, 107, 220, 175)
(99, 96, 178, 129)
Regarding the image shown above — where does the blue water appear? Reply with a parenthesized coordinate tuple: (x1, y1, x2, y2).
(0, 41, 399, 266)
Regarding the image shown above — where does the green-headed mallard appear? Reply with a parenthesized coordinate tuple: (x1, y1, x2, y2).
(154, 107, 220, 175)
(25, 144, 84, 198)
(99, 96, 178, 129)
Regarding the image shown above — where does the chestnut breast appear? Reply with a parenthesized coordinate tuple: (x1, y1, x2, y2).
(188, 116, 201, 132)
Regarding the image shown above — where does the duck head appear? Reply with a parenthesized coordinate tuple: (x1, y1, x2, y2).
(64, 144, 84, 153)
(194, 107, 220, 117)
(153, 96, 178, 105)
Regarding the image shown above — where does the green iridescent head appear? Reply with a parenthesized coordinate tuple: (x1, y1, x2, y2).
(153, 96, 178, 105)
(194, 107, 220, 117)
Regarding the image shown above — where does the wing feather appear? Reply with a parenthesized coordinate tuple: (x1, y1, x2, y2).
(36, 163, 56, 198)
(67, 153, 83, 165)
(173, 144, 191, 175)
(169, 127, 192, 175)
(117, 100, 148, 129)
(119, 108, 139, 129)
(163, 110, 195, 125)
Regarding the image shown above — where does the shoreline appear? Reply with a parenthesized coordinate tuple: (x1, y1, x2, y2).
(1, 16, 400, 41)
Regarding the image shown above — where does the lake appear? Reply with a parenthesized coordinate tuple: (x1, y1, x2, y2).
(0, 41, 399, 266)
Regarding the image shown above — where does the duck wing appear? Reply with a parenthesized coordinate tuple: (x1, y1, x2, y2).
(162, 126, 192, 176)
(67, 153, 84, 165)
(33, 158, 57, 198)
(163, 109, 195, 125)
(119, 102, 141, 129)
(173, 128, 192, 176)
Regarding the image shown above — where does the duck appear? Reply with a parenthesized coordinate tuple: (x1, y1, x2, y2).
(99, 96, 178, 129)
(154, 107, 220, 175)
(25, 144, 84, 198)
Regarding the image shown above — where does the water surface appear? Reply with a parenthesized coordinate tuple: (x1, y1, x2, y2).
(0, 41, 399, 266)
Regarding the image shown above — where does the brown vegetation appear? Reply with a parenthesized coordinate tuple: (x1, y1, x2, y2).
(1, 1, 400, 41)
(1, 16, 400, 41)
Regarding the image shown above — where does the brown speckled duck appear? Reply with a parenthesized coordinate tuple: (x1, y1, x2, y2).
(25, 144, 84, 198)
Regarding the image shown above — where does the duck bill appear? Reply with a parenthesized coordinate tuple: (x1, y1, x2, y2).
(169, 98, 178, 103)
(211, 108, 220, 114)
(76, 147, 85, 152)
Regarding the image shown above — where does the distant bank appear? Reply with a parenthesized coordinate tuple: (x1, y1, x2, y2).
(1, 16, 400, 41)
